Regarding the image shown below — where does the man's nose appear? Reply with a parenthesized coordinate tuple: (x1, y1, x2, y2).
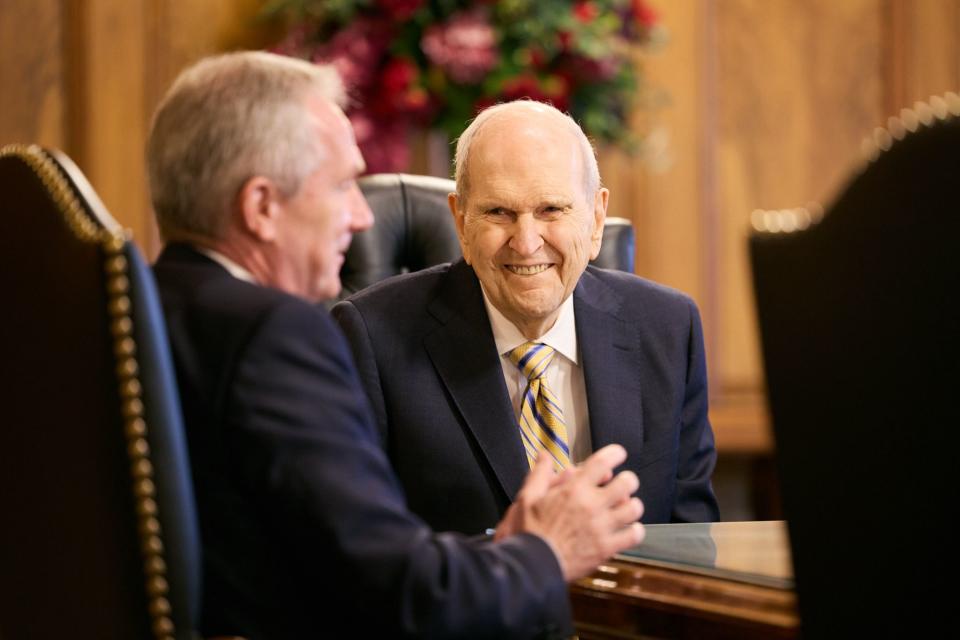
(508, 214, 544, 256)
(349, 184, 374, 232)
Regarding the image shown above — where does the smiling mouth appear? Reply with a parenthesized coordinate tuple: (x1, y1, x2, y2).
(506, 264, 552, 275)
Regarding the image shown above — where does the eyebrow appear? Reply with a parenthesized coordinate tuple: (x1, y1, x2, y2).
(473, 198, 573, 211)
(475, 201, 511, 211)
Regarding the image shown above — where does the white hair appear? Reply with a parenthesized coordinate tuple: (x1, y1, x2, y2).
(147, 51, 346, 240)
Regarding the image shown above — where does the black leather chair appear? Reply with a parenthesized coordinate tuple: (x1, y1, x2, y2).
(0, 145, 200, 640)
(750, 99, 960, 638)
(340, 173, 636, 297)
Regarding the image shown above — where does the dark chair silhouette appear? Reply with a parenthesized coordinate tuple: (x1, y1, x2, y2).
(0, 144, 200, 640)
(750, 100, 960, 638)
(339, 173, 636, 297)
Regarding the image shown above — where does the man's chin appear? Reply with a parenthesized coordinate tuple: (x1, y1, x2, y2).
(501, 294, 563, 322)
(303, 278, 341, 304)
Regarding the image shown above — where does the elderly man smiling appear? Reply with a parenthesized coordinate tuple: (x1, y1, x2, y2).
(333, 100, 720, 534)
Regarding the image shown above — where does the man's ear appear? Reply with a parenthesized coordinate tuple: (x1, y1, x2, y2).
(238, 176, 283, 242)
(448, 192, 471, 263)
(589, 187, 609, 260)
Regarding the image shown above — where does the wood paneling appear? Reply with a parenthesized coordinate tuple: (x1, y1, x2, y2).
(600, 0, 959, 454)
(0, 1, 65, 149)
(885, 0, 960, 115)
(2, 0, 276, 259)
(601, 0, 711, 309)
(712, 0, 885, 395)
(67, 0, 152, 252)
(2, 0, 958, 456)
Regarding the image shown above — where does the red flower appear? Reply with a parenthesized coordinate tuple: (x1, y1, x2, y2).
(573, 1, 599, 23)
(381, 58, 417, 95)
(498, 73, 570, 112)
(376, 0, 424, 22)
(528, 47, 547, 69)
(631, 0, 658, 28)
(541, 74, 571, 113)
(374, 58, 432, 117)
(268, 0, 659, 172)
(501, 74, 546, 102)
(473, 96, 498, 116)
(560, 54, 620, 83)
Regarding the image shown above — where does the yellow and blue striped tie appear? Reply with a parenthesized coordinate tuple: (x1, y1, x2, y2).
(508, 341, 572, 471)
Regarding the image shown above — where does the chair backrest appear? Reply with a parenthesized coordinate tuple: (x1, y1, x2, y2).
(0, 144, 200, 640)
(749, 100, 960, 638)
(339, 173, 635, 297)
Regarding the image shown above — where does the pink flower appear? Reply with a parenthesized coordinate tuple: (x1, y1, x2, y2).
(314, 18, 392, 91)
(350, 111, 411, 173)
(421, 9, 498, 85)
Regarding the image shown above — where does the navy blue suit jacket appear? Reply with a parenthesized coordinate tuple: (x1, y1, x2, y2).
(154, 244, 572, 639)
(333, 260, 719, 534)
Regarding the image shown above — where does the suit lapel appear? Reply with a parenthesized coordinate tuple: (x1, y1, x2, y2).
(423, 261, 529, 500)
(575, 270, 645, 458)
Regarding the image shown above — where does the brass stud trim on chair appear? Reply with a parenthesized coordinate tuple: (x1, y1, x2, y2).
(0, 143, 178, 640)
(860, 91, 960, 164)
(752, 92, 959, 238)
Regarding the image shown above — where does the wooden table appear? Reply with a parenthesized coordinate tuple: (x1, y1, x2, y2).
(570, 521, 799, 639)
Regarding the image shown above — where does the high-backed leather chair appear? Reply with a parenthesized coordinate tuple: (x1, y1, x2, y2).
(750, 98, 960, 638)
(0, 145, 200, 640)
(340, 173, 636, 297)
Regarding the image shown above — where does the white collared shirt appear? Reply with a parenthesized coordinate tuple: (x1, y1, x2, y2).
(198, 247, 257, 284)
(481, 289, 592, 463)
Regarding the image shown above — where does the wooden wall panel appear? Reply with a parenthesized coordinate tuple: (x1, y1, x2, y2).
(2, 0, 276, 259)
(713, 0, 885, 398)
(599, 0, 711, 309)
(886, 0, 960, 113)
(145, 0, 283, 120)
(140, 0, 280, 257)
(3, 0, 958, 458)
(0, 0, 65, 149)
(597, 0, 960, 453)
(67, 0, 152, 252)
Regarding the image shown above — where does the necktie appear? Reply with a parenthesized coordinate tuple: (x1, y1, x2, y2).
(508, 341, 572, 471)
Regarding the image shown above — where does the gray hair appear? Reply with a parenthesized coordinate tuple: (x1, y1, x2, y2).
(147, 51, 345, 240)
(452, 100, 601, 203)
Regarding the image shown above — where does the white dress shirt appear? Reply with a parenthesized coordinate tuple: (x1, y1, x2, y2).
(198, 247, 256, 284)
(480, 289, 592, 463)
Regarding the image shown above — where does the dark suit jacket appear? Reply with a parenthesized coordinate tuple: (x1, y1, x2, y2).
(154, 244, 572, 639)
(333, 260, 719, 534)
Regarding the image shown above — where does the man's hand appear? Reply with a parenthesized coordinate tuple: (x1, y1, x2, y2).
(494, 444, 645, 581)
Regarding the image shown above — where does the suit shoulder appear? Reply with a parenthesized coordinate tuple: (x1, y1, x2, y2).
(585, 266, 698, 313)
(157, 255, 339, 356)
(337, 262, 451, 311)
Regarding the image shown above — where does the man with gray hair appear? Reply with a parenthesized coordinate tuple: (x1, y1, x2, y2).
(150, 52, 646, 639)
(334, 100, 720, 536)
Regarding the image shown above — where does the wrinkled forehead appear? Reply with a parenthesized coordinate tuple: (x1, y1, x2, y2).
(467, 115, 585, 194)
